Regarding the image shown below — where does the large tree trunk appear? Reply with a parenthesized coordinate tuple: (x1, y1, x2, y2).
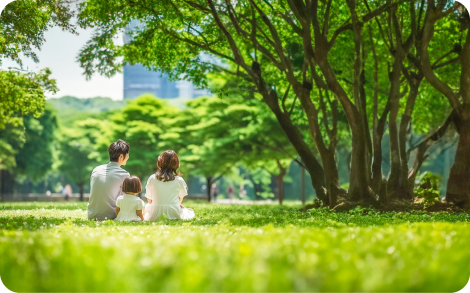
(349, 123, 374, 202)
(446, 108, 470, 207)
(315, 47, 372, 202)
(321, 150, 341, 208)
(263, 94, 328, 203)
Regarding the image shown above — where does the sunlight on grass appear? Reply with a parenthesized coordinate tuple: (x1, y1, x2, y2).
(1, 202, 469, 292)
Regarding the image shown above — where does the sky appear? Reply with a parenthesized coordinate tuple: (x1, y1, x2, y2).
(1, 24, 124, 100)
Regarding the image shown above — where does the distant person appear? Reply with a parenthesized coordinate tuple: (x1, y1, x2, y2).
(211, 183, 219, 202)
(227, 186, 234, 202)
(63, 184, 72, 201)
(143, 150, 195, 221)
(239, 185, 246, 200)
(87, 139, 130, 220)
(115, 176, 145, 222)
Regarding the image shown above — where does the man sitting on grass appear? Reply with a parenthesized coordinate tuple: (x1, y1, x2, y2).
(87, 139, 130, 220)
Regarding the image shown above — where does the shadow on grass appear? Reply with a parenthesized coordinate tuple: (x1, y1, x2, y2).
(2, 204, 470, 230)
(0, 216, 68, 231)
(1, 202, 88, 210)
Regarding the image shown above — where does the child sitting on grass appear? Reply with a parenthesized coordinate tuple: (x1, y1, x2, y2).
(115, 176, 145, 221)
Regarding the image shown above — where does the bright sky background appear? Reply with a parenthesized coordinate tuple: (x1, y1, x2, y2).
(1, 24, 124, 100)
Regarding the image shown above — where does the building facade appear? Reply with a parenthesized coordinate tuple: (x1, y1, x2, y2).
(123, 20, 211, 100)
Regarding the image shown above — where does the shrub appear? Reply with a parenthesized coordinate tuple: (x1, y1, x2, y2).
(414, 172, 442, 208)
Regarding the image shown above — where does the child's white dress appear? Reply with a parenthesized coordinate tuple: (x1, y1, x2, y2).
(143, 175, 195, 221)
(115, 194, 145, 221)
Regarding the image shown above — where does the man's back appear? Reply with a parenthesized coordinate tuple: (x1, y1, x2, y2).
(87, 162, 130, 220)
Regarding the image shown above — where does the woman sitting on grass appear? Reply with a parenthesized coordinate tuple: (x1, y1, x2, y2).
(143, 150, 195, 221)
(115, 176, 145, 221)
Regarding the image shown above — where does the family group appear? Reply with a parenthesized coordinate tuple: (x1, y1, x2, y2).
(87, 139, 195, 221)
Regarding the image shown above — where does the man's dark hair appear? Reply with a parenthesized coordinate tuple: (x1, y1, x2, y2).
(108, 139, 130, 162)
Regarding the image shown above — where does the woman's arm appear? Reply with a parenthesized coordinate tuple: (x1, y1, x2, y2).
(179, 196, 185, 209)
(115, 207, 120, 218)
(136, 210, 144, 221)
(147, 199, 152, 204)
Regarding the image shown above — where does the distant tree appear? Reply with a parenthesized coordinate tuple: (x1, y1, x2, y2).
(0, 0, 74, 195)
(0, 104, 58, 197)
(58, 118, 108, 201)
(0, 119, 25, 198)
(101, 94, 180, 181)
(15, 104, 58, 183)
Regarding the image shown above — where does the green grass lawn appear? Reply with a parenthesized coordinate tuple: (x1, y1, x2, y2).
(1, 201, 469, 292)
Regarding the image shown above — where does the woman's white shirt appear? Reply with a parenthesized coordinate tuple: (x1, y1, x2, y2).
(144, 175, 192, 220)
(115, 194, 145, 222)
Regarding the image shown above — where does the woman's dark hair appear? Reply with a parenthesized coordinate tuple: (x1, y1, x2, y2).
(109, 139, 130, 162)
(122, 176, 142, 194)
(155, 150, 182, 182)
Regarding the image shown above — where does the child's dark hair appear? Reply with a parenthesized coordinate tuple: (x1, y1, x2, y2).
(155, 150, 182, 182)
(122, 176, 142, 193)
(108, 139, 130, 162)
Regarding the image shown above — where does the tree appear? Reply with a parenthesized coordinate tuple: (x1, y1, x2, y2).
(178, 97, 248, 201)
(100, 94, 181, 181)
(0, 0, 75, 195)
(0, 119, 25, 199)
(15, 104, 58, 182)
(77, 0, 468, 207)
(415, 2, 470, 207)
(58, 119, 107, 201)
(0, 0, 75, 66)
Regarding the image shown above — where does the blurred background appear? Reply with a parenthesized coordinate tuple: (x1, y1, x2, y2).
(0, 15, 456, 204)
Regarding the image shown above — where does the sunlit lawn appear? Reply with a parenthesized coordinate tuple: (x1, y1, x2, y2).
(1, 201, 469, 292)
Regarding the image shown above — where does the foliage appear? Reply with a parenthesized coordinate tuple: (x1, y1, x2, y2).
(75, 0, 469, 204)
(414, 172, 443, 209)
(0, 68, 58, 178)
(0, 202, 469, 292)
(0, 119, 25, 172)
(102, 94, 180, 180)
(0, 0, 75, 66)
(417, 172, 442, 191)
(14, 104, 58, 182)
(57, 118, 109, 196)
(0, 68, 57, 129)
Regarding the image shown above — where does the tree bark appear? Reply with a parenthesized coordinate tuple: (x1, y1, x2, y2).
(397, 77, 422, 198)
(0, 170, 15, 200)
(78, 183, 84, 202)
(206, 176, 212, 202)
(275, 160, 286, 205)
(262, 92, 328, 203)
(446, 107, 470, 207)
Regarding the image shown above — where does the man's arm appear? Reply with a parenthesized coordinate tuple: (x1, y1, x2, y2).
(115, 207, 120, 218)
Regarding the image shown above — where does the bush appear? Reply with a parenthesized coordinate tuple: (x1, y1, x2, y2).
(414, 172, 442, 208)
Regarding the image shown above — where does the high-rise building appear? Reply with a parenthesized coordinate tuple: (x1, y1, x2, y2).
(123, 20, 211, 100)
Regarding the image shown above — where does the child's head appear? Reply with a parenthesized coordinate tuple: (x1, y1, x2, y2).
(122, 176, 142, 194)
(155, 150, 181, 182)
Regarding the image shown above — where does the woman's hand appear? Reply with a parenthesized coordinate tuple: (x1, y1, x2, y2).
(180, 204, 185, 209)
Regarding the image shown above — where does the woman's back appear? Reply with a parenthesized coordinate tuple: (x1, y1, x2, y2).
(148, 175, 187, 205)
(143, 174, 189, 220)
